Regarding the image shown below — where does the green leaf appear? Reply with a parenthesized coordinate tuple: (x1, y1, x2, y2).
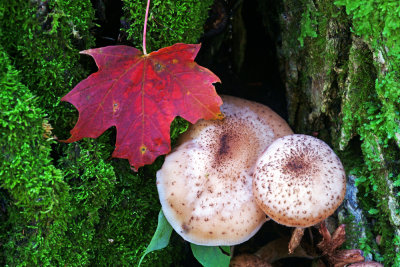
(190, 243, 231, 267)
(368, 208, 379, 215)
(393, 176, 400, 187)
(138, 210, 173, 266)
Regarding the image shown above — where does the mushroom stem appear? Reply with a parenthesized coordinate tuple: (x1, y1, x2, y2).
(288, 227, 305, 254)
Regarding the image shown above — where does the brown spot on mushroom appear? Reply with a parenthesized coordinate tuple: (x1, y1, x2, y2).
(182, 224, 190, 233)
(217, 133, 230, 156)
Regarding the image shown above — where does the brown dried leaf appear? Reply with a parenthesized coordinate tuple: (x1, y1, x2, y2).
(330, 249, 364, 267)
(317, 222, 346, 255)
(330, 224, 346, 251)
(319, 221, 331, 242)
(347, 261, 384, 267)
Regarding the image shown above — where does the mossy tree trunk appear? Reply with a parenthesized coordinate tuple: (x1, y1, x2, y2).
(0, 1, 212, 266)
(258, 0, 400, 265)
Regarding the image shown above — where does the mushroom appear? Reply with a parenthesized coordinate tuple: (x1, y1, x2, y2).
(229, 254, 272, 267)
(253, 134, 346, 252)
(156, 95, 293, 245)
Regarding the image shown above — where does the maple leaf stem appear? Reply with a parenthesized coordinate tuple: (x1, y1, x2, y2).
(143, 0, 151, 55)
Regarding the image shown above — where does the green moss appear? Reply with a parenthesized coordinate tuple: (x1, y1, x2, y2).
(121, 0, 213, 52)
(89, 159, 185, 266)
(335, 0, 400, 147)
(333, 1, 400, 265)
(339, 38, 377, 149)
(0, 52, 184, 265)
(297, 1, 318, 47)
(0, 46, 70, 266)
(0, 0, 95, 136)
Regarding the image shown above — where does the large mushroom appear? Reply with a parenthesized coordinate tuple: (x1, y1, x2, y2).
(156, 95, 293, 246)
(253, 134, 346, 252)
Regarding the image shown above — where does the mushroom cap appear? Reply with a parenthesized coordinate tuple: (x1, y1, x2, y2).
(253, 134, 346, 228)
(156, 95, 293, 246)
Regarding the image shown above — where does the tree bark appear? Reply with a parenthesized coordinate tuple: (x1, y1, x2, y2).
(259, 0, 400, 265)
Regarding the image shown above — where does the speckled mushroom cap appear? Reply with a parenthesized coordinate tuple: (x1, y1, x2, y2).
(156, 95, 293, 246)
(253, 134, 346, 228)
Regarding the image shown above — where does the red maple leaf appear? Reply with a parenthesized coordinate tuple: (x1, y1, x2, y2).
(61, 43, 222, 170)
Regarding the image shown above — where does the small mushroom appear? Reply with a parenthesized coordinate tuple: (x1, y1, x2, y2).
(229, 254, 272, 267)
(157, 95, 293, 245)
(253, 134, 346, 252)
